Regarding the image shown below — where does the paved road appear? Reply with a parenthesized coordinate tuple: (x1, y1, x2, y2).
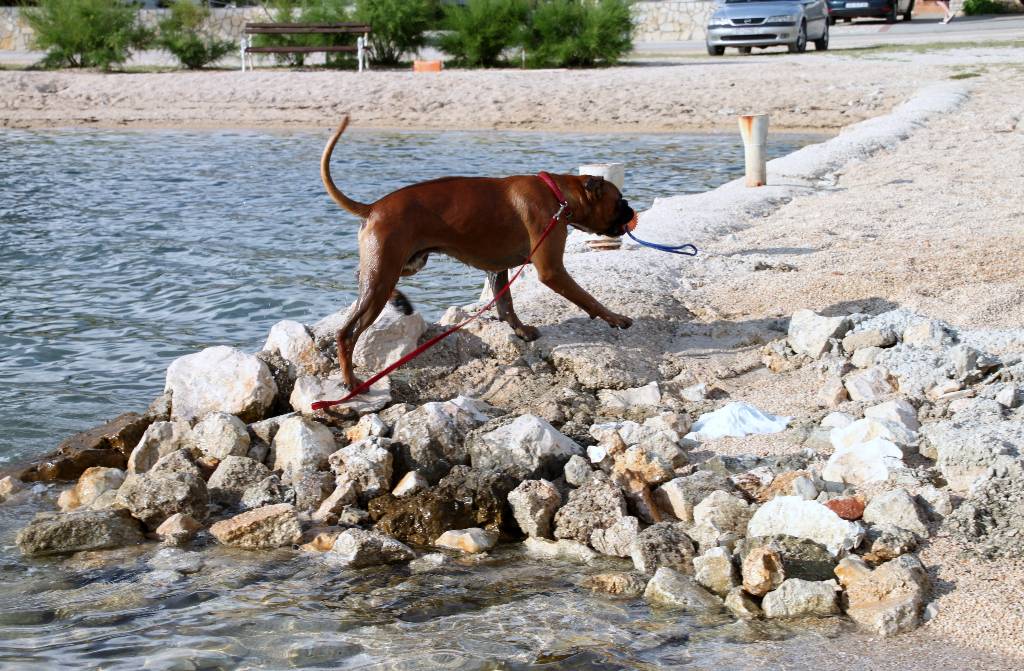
(633, 14, 1024, 56)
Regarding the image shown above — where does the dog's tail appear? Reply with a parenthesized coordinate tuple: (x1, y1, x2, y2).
(321, 116, 373, 219)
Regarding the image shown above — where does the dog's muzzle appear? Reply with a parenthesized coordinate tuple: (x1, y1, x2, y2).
(606, 199, 636, 237)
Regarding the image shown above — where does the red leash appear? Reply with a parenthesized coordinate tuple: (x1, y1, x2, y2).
(310, 172, 570, 412)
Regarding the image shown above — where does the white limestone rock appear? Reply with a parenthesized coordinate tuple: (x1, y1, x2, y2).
(863, 489, 929, 538)
(693, 490, 752, 536)
(192, 412, 251, 461)
(788, 310, 852, 359)
(392, 471, 429, 498)
(597, 381, 661, 411)
(747, 496, 864, 557)
(470, 414, 583, 480)
(435, 528, 497, 554)
(289, 374, 391, 415)
(165, 346, 277, 423)
(327, 528, 415, 568)
(392, 396, 491, 483)
(271, 416, 337, 483)
(209, 503, 302, 549)
(844, 366, 895, 402)
(127, 420, 193, 475)
(643, 567, 723, 611)
(864, 399, 920, 432)
(508, 479, 562, 538)
(523, 537, 597, 564)
(844, 553, 931, 636)
(590, 516, 641, 558)
(762, 578, 840, 618)
(822, 438, 906, 487)
(328, 437, 394, 503)
(693, 546, 739, 596)
(263, 320, 332, 378)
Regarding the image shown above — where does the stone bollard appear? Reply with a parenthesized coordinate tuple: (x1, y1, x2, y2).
(738, 114, 769, 187)
(579, 163, 626, 251)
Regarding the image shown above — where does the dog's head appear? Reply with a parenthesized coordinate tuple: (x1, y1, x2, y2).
(571, 176, 635, 238)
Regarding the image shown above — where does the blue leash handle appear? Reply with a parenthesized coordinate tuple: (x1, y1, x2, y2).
(626, 230, 699, 256)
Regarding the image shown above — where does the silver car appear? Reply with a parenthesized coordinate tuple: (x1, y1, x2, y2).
(706, 0, 829, 55)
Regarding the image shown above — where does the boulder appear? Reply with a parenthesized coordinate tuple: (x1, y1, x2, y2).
(762, 579, 840, 618)
(817, 377, 848, 408)
(127, 420, 194, 475)
(207, 456, 271, 506)
(902, 320, 952, 348)
(741, 546, 785, 596)
(311, 479, 358, 524)
(507, 479, 562, 538)
(262, 320, 332, 378)
(16, 509, 144, 556)
(643, 568, 723, 611)
(824, 496, 865, 520)
(597, 382, 661, 411)
(149, 448, 204, 479)
(346, 414, 388, 443)
(523, 537, 597, 564)
(737, 535, 837, 583)
(630, 522, 696, 575)
(862, 524, 918, 562)
(392, 471, 428, 498)
(392, 397, 490, 484)
(115, 471, 209, 529)
(863, 489, 929, 538)
(831, 417, 917, 452)
(943, 460, 1024, 559)
(843, 553, 930, 636)
(435, 528, 498, 553)
(209, 503, 302, 549)
(289, 375, 390, 415)
(563, 455, 593, 487)
(155, 512, 203, 546)
(787, 310, 852, 359)
(821, 438, 906, 487)
(844, 367, 895, 403)
(192, 412, 251, 461)
(653, 471, 735, 523)
(165, 346, 277, 423)
(864, 399, 920, 432)
(240, 474, 294, 510)
(291, 470, 334, 512)
(549, 343, 659, 390)
(725, 587, 763, 619)
(553, 477, 628, 544)
(352, 307, 426, 371)
(57, 466, 125, 512)
(369, 466, 516, 546)
(18, 412, 151, 482)
(581, 572, 647, 597)
(591, 516, 640, 558)
(693, 546, 738, 596)
(470, 414, 583, 480)
(746, 496, 864, 557)
(917, 484, 953, 520)
(693, 490, 752, 536)
(920, 420, 1023, 492)
(328, 437, 394, 503)
(327, 528, 415, 568)
(851, 347, 883, 369)
(271, 416, 337, 483)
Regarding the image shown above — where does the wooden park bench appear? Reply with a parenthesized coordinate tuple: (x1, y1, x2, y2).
(240, 22, 371, 72)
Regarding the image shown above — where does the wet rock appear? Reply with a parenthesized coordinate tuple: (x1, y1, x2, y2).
(311, 479, 357, 524)
(329, 437, 394, 503)
(920, 420, 1022, 492)
(263, 320, 332, 378)
(126, 420, 194, 475)
(149, 547, 204, 574)
(862, 524, 918, 562)
(591, 516, 640, 557)
(737, 535, 837, 583)
(241, 474, 294, 510)
(762, 579, 840, 618)
(597, 381, 661, 411)
(435, 528, 497, 553)
(271, 416, 337, 484)
(653, 471, 735, 523)
(0, 475, 24, 502)
(553, 477, 628, 544)
(725, 587, 763, 619)
(291, 470, 334, 512)
(944, 460, 1024, 559)
(563, 455, 593, 487)
(747, 496, 864, 557)
(863, 489, 929, 538)
(408, 552, 449, 572)
(741, 546, 785, 596)
(20, 412, 152, 482)
(844, 367, 896, 403)
(523, 537, 597, 563)
(630, 522, 696, 575)
(192, 412, 251, 461)
(470, 414, 583, 480)
(788, 310, 852, 359)
(822, 438, 906, 488)
(392, 471, 428, 498)
(57, 466, 125, 512)
(300, 530, 341, 553)
(155, 513, 203, 546)
(824, 496, 865, 520)
(507, 479, 562, 538)
(327, 528, 415, 568)
(643, 568, 723, 611)
(17, 509, 144, 556)
(116, 470, 209, 529)
(693, 546, 738, 596)
(207, 456, 271, 506)
(392, 397, 490, 484)
(693, 490, 752, 536)
(581, 572, 647, 597)
(843, 553, 930, 636)
(209, 503, 302, 549)
(165, 346, 277, 423)
(369, 466, 516, 546)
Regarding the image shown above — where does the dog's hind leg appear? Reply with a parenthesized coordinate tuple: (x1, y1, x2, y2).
(487, 270, 539, 341)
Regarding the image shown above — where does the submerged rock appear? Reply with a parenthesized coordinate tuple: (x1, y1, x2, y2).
(209, 503, 302, 549)
(581, 572, 648, 597)
(643, 568, 723, 611)
(523, 537, 597, 563)
(0, 475, 24, 502)
(435, 528, 497, 554)
(19, 412, 151, 482)
(165, 345, 277, 423)
(116, 471, 209, 529)
(470, 414, 583, 480)
(327, 528, 415, 568)
(17, 509, 144, 556)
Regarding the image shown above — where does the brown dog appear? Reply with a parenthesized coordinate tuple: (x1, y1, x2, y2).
(321, 117, 636, 390)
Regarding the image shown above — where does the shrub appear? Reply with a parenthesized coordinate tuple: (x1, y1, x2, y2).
(23, 0, 153, 70)
(158, 0, 233, 70)
(961, 0, 1007, 15)
(353, 0, 433, 66)
(439, 0, 528, 67)
(523, 0, 633, 69)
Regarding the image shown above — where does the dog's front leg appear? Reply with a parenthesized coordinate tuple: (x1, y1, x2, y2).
(532, 242, 632, 329)
(487, 270, 540, 341)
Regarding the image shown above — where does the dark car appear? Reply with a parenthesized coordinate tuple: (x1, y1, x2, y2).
(827, 0, 914, 23)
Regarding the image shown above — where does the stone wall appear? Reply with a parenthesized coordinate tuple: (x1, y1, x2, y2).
(631, 0, 717, 43)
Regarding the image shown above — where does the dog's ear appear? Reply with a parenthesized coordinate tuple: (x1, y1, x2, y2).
(584, 175, 605, 198)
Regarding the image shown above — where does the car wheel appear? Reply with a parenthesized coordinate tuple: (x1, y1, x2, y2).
(886, 3, 898, 22)
(738, 47, 752, 54)
(904, 0, 914, 20)
(814, 21, 829, 50)
(828, 16, 836, 25)
(706, 43, 725, 56)
(788, 21, 807, 53)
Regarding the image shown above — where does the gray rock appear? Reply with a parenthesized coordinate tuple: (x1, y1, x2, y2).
(553, 477, 628, 544)
(327, 528, 415, 568)
(653, 470, 735, 523)
(563, 454, 593, 487)
(508, 479, 562, 538)
(725, 586, 763, 619)
(271, 416, 337, 484)
(164, 345, 277, 423)
(692, 490, 752, 536)
(115, 471, 209, 529)
(844, 366, 896, 402)
(693, 546, 738, 596)
(643, 567, 723, 611)
(329, 437, 394, 503)
(16, 509, 144, 556)
(788, 310, 852, 359)
(192, 412, 251, 461)
(920, 419, 1023, 492)
(149, 448, 203, 479)
(207, 456, 272, 506)
(762, 578, 840, 618)
(630, 522, 696, 575)
(127, 420, 193, 475)
(470, 414, 583, 480)
(240, 474, 294, 510)
(917, 484, 953, 520)
(209, 503, 302, 549)
(736, 535, 837, 583)
(392, 397, 490, 484)
(844, 553, 930, 636)
(590, 516, 640, 557)
(862, 524, 918, 562)
(944, 460, 1024, 560)
(291, 470, 335, 512)
(843, 327, 897, 353)
(311, 479, 358, 524)
(581, 572, 648, 597)
(148, 547, 204, 574)
(863, 489, 929, 538)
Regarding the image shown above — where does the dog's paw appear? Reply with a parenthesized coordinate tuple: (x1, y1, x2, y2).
(514, 324, 541, 342)
(601, 312, 633, 329)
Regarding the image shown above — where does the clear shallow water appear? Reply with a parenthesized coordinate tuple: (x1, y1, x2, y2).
(0, 128, 818, 467)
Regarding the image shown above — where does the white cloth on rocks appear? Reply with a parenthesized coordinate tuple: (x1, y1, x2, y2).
(685, 402, 792, 441)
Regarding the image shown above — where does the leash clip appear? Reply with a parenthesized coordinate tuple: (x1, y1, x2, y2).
(554, 201, 571, 222)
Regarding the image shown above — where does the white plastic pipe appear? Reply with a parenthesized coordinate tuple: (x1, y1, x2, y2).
(738, 113, 769, 187)
(579, 163, 625, 251)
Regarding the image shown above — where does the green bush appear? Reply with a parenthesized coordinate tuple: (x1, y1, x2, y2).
(354, 0, 433, 66)
(158, 0, 233, 69)
(439, 0, 528, 67)
(523, 0, 633, 69)
(24, 0, 153, 70)
(961, 0, 1007, 15)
